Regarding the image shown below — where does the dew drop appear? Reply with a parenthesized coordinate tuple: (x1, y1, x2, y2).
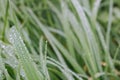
(20, 68, 26, 79)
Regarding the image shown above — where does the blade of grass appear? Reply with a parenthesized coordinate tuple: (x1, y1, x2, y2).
(69, 0, 103, 78)
(8, 26, 44, 80)
(1, 0, 9, 41)
(106, 0, 113, 50)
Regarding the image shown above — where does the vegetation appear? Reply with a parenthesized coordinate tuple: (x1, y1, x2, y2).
(0, 0, 120, 80)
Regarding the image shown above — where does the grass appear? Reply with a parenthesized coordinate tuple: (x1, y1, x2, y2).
(0, 0, 120, 80)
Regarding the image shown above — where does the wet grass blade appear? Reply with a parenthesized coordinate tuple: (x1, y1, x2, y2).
(8, 27, 44, 80)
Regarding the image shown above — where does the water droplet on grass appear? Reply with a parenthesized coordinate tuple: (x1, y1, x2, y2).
(20, 68, 26, 78)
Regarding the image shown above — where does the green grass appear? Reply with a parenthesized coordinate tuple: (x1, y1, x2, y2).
(0, 0, 120, 80)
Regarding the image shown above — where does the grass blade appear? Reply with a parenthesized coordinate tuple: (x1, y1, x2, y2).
(8, 26, 44, 80)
